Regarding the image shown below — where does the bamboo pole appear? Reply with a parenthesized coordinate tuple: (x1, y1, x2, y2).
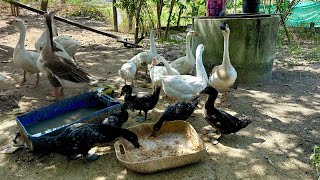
(4, 0, 142, 48)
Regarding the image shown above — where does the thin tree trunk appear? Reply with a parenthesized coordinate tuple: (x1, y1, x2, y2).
(164, 0, 175, 38)
(134, 0, 144, 44)
(40, 0, 48, 11)
(280, 14, 291, 44)
(156, 0, 163, 30)
(176, 8, 183, 28)
(112, 0, 118, 32)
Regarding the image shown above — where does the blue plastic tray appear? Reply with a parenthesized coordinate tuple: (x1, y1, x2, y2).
(16, 92, 121, 151)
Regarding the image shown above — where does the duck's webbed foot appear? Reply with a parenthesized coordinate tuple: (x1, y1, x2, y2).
(202, 126, 222, 145)
(132, 111, 142, 118)
(136, 116, 148, 122)
(86, 153, 100, 161)
(135, 112, 150, 122)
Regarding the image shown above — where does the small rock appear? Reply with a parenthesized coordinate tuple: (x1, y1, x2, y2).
(211, 140, 219, 145)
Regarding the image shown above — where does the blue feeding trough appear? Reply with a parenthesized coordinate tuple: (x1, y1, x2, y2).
(16, 92, 121, 151)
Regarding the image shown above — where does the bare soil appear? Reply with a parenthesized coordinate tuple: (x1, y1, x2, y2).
(0, 7, 319, 180)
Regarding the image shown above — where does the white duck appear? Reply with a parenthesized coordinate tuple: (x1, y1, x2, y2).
(161, 44, 208, 102)
(208, 22, 237, 105)
(35, 11, 81, 60)
(12, 18, 40, 86)
(148, 55, 180, 87)
(37, 13, 91, 101)
(133, 29, 158, 75)
(170, 31, 200, 75)
(118, 57, 140, 85)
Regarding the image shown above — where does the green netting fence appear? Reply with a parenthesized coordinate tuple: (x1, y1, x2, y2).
(286, 1, 320, 27)
(260, 1, 320, 27)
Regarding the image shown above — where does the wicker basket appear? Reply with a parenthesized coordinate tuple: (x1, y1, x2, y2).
(114, 120, 206, 173)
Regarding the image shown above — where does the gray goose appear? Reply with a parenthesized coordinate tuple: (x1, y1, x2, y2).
(37, 13, 91, 101)
(35, 11, 81, 62)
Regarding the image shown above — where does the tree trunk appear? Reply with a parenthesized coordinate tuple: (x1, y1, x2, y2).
(176, 8, 183, 28)
(164, 0, 175, 38)
(134, 0, 144, 44)
(40, 0, 48, 11)
(112, 0, 118, 32)
(156, 0, 164, 30)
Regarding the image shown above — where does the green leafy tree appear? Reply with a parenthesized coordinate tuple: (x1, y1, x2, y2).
(186, 0, 205, 16)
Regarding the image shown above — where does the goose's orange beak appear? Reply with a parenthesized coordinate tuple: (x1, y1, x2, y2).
(150, 58, 157, 68)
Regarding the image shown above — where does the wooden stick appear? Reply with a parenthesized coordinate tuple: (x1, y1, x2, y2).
(4, 0, 142, 48)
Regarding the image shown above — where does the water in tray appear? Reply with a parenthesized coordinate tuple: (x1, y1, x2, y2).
(26, 107, 103, 136)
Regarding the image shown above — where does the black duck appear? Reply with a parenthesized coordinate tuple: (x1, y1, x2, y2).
(151, 96, 200, 136)
(120, 85, 161, 122)
(200, 86, 251, 141)
(103, 102, 133, 127)
(31, 123, 140, 161)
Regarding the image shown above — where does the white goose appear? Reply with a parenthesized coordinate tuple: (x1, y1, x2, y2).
(37, 13, 91, 100)
(133, 29, 158, 75)
(208, 22, 237, 105)
(12, 19, 40, 86)
(118, 57, 140, 85)
(170, 31, 200, 75)
(148, 55, 180, 87)
(161, 44, 208, 102)
(35, 11, 81, 60)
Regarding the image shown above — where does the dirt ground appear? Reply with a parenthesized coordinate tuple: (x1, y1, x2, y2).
(0, 7, 319, 180)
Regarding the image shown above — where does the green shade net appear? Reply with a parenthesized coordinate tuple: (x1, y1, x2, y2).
(286, 1, 320, 27)
(259, 1, 320, 27)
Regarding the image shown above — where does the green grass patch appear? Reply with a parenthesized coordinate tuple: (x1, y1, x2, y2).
(310, 145, 320, 179)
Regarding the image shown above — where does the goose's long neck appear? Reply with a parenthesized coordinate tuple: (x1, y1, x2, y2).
(222, 33, 231, 68)
(150, 31, 157, 54)
(196, 50, 208, 82)
(186, 35, 194, 61)
(43, 18, 54, 53)
(161, 58, 175, 74)
(50, 16, 58, 37)
(16, 24, 26, 50)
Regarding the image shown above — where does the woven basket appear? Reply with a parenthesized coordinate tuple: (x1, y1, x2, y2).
(114, 120, 206, 173)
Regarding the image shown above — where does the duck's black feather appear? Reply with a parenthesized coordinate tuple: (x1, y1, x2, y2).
(121, 85, 161, 121)
(31, 123, 140, 160)
(200, 86, 251, 135)
(152, 96, 200, 133)
(103, 102, 132, 127)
